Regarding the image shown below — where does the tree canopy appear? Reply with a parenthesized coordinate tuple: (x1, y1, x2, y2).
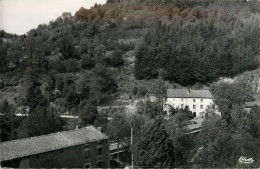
(132, 117, 175, 167)
(196, 106, 260, 167)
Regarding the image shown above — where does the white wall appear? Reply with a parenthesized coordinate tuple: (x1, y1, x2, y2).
(164, 97, 216, 117)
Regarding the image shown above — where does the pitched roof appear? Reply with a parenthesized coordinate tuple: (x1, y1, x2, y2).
(0, 126, 109, 162)
(167, 89, 213, 98)
(245, 101, 260, 107)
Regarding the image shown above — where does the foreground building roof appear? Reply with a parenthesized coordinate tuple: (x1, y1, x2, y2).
(167, 89, 213, 99)
(0, 126, 109, 162)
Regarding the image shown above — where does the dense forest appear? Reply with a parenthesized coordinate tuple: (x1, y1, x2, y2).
(0, 1, 260, 167)
(75, 1, 260, 85)
(135, 21, 259, 85)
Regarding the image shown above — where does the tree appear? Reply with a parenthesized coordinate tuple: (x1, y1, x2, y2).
(23, 79, 65, 137)
(151, 74, 167, 112)
(26, 105, 65, 137)
(79, 99, 98, 126)
(0, 100, 17, 141)
(56, 77, 64, 91)
(59, 35, 76, 59)
(195, 106, 260, 167)
(128, 114, 147, 133)
(131, 117, 175, 167)
(136, 99, 162, 118)
(210, 80, 255, 122)
(106, 112, 130, 160)
(94, 110, 108, 130)
(166, 107, 195, 166)
(61, 12, 72, 21)
(81, 54, 95, 70)
(0, 43, 8, 73)
(27, 81, 47, 111)
(110, 50, 124, 67)
(168, 106, 193, 121)
(90, 64, 118, 105)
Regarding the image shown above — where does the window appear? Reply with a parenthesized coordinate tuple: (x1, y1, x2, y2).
(181, 104, 184, 109)
(84, 150, 90, 159)
(193, 99, 196, 102)
(164, 110, 167, 115)
(85, 144, 89, 149)
(193, 105, 196, 109)
(200, 105, 203, 109)
(201, 99, 203, 102)
(84, 164, 90, 168)
(181, 99, 184, 102)
(97, 161, 103, 168)
(97, 147, 103, 156)
(193, 112, 196, 117)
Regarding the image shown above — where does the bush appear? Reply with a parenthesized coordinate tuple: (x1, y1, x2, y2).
(81, 54, 95, 69)
(137, 85, 147, 97)
(49, 60, 66, 73)
(110, 50, 124, 67)
(64, 59, 80, 72)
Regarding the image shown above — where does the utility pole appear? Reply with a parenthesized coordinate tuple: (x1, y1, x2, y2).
(131, 128, 133, 168)
(28, 31, 30, 97)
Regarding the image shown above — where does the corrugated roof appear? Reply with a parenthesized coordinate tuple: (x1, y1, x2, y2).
(0, 126, 109, 162)
(167, 89, 213, 98)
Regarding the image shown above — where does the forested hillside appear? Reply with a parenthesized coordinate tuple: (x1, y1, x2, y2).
(0, 0, 260, 141)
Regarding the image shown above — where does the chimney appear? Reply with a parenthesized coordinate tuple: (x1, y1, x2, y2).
(97, 127, 103, 133)
(188, 88, 191, 94)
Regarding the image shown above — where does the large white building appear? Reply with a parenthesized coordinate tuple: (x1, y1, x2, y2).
(164, 89, 217, 117)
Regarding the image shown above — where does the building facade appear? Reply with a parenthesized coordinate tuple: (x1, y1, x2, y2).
(0, 126, 110, 168)
(164, 89, 217, 117)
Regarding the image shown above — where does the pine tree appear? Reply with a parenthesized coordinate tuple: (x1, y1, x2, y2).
(132, 117, 175, 167)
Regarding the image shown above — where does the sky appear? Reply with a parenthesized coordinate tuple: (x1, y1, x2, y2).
(0, 0, 107, 35)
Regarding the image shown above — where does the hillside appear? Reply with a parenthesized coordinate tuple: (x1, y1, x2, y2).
(0, 0, 260, 115)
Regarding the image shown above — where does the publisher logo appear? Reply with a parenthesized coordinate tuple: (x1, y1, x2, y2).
(239, 156, 254, 164)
